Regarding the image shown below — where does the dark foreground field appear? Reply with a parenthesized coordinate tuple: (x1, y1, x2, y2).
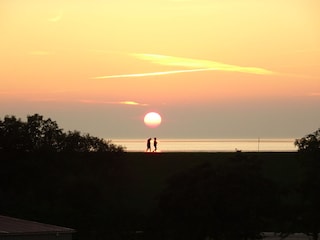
(121, 151, 301, 210)
(0, 151, 311, 239)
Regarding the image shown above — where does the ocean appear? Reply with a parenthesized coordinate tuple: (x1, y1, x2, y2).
(111, 138, 297, 152)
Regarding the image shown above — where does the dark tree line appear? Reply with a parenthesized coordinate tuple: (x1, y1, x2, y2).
(0, 114, 124, 153)
(295, 128, 320, 154)
(294, 128, 320, 240)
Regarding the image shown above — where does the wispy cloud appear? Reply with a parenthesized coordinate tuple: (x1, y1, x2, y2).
(79, 100, 148, 106)
(132, 53, 275, 75)
(48, 10, 63, 22)
(92, 53, 275, 79)
(92, 68, 216, 79)
(119, 101, 148, 106)
(24, 98, 148, 106)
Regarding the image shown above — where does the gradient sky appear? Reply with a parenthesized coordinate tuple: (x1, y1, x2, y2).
(1, 0, 319, 140)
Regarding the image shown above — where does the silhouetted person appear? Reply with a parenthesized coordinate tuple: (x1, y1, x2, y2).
(153, 137, 158, 152)
(146, 138, 152, 152)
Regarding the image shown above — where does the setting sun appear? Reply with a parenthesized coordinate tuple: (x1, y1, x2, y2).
(144, 112, 162, 128)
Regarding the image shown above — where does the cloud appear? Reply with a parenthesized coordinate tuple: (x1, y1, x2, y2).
(24, 98, 148, 106)
(132, 53, 275, 75)
(92, 68, 216, 79)
(119, 101, 148, 106)
(48, 10, 63, 22)
(92, 53, 275, 79)
(79, 100, 148, 106)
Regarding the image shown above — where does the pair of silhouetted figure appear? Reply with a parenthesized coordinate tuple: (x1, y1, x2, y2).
(146, 137, 157, 152)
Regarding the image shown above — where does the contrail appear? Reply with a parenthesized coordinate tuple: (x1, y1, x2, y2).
(132, 53, 275, 75)
(92, 68, 217, 79)
(92, 53, 276, 80)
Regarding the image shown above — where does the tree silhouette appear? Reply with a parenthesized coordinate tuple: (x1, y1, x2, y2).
(0, 114, 124, 153)
(295, 129, 320, 240)
(24, 114, 64, 152)
(295, 128, 320, 153)
(0, 115, 25, 151)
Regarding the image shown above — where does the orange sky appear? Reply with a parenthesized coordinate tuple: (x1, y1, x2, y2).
(1, 0, 319, 140)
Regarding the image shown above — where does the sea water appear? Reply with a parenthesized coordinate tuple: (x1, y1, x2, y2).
(111, 138, 297, 152)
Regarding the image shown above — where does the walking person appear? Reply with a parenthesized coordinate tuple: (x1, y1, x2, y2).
(146, 138, 152, 152)
(153, 137, 158, 152)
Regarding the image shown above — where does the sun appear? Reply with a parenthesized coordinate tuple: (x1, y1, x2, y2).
(144, 112, 162, 128)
